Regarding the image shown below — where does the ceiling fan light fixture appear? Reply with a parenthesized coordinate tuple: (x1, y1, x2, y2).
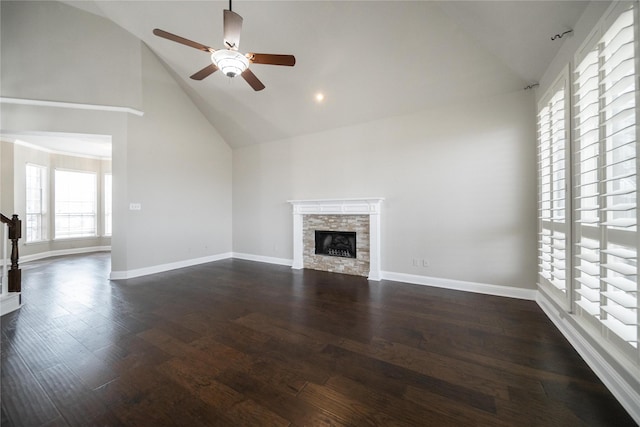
(153, 4, 295, 90)
(211, 49, 249, 78)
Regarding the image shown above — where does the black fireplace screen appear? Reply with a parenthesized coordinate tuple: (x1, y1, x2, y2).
(315, 230, 356, 258)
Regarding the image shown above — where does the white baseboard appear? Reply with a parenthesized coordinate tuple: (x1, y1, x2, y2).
(110, 252, 233, 280)
(536, 291, 640, 425)
(227, 253, 536, 300)
(21, 246, 111, 264)
(0, 292, 22, 316)
(231, 252, 293, 267)
(381, 270, 537, 300)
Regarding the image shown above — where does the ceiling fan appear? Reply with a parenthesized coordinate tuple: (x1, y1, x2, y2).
(153, 0, 295, 91)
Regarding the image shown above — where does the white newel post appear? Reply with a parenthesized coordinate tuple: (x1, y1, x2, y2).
(288, 198, 384, 280)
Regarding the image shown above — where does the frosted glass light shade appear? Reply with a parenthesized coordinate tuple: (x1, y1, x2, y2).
(211, 50, 249, 78)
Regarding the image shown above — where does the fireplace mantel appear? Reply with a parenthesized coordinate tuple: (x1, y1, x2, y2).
(288, 198, 383, 280)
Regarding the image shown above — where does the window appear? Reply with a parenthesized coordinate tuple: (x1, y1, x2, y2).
(25, 164, 47, 242)
(572, 3, 638, 352)
(537, 72, 569, 301)
(54, 170, 97, 239)
(104, 173, 112, 236)
(539, 2, 639, 367)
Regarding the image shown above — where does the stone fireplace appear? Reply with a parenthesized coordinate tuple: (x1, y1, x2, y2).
(288, 198, 383, 280)
(304, 215, 368, 276)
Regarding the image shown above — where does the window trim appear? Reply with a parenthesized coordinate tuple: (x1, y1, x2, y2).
(25, 162, 48, 243)
(104, 172, 112, 237)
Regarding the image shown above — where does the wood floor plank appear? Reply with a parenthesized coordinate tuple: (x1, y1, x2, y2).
(1, 403, 11, 427)
(494, 384, 589, 426)
(298, 381, 413, 426)
(403, 385, 513, 427)
(92, 334, 171, 373)
(156, 357, 289, 427)
(96, 364, 223, 427)
(1, 352, 62, 426)
(541, 379, 638, 426)
(34, 363, 122, 427)
(1, 253, 636, 427)
(215, 367, 345, 426)
(341, 335, 539, 399)
(324, 375, 472, 427)
(321, 343, 498, 413)
(6, 324, 62, 374)
(37, 327, 118, 390)
(234, 312, 330, 352)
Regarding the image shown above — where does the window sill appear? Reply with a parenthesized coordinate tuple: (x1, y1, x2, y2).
(53, 236, 101, 242)
(24, 240, 49, 246)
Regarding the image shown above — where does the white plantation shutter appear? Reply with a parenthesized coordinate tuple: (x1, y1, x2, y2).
(538, 72, 570, 302)
(572, 3, 638, 352)
(599, 4, 638, 348)
(574, 42, 603, 319)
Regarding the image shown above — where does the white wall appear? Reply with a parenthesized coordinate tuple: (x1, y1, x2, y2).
(123, 45, 232, 271)
(1, 1, 142, 109)
(0, 1, 232, 275)
(233, 89, 538, 289)
(0, 142, 13, 215)
(538, 0, 611, 99)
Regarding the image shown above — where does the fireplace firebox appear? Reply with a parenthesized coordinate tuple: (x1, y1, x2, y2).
(315, 231, 356, 258)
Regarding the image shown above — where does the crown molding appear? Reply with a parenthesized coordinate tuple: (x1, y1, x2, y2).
(0, 97, 144, 117)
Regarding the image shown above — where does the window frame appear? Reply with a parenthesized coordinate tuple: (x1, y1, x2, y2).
(538, 0, 639, 368)
(25, 163, 48, 243)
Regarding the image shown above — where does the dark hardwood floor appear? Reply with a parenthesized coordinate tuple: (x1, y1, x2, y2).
(1, 252, 636, 426)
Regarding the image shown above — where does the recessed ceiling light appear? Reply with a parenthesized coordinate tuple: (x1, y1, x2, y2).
(315, 92, 325, 103)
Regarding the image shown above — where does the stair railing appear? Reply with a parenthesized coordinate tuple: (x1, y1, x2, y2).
(0, 214, 21, 293)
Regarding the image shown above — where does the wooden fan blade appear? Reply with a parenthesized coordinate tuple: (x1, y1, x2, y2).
(190, 64, 218, 80)
(246, 53, 296, 67)
(153, 29, 215, 53)
(223, 10, 243, 49)
(241, 68, 265, 91)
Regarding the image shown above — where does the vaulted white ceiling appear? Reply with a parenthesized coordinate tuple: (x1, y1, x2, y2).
(62, 1, 590, 148)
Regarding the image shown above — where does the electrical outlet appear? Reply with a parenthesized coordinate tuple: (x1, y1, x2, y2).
(422, 259, 429, 267)
(412, 259, 419, 267)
